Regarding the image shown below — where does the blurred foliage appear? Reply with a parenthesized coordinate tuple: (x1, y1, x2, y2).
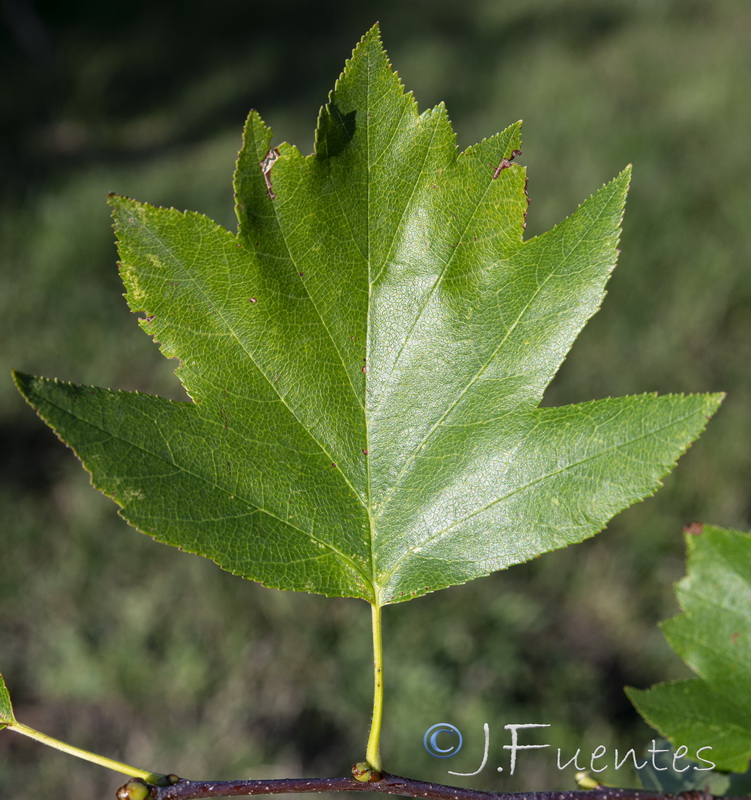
(1, 0, 749, 797)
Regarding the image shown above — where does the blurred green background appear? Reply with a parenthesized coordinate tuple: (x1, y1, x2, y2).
(1, 0, 749, 797)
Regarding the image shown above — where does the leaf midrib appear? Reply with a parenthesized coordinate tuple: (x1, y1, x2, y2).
(364, 50, 377, 601)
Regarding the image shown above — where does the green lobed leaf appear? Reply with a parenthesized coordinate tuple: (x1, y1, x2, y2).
(14, 26, 723, 605)
(628, 526, 751, 773)
(0, 672, 16, 729)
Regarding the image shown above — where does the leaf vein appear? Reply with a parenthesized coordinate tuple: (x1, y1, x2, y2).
(382, 405, 701, 584)
(42, 388, 373, 590)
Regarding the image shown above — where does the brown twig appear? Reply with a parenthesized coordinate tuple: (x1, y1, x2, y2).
(117, 773, 746, 800)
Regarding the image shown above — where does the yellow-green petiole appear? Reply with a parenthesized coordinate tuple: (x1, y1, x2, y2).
(8, 720, 164, 783)
(364, 602, 384, 775)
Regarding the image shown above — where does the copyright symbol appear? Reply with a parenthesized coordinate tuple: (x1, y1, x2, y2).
(423, 723, 463, 758)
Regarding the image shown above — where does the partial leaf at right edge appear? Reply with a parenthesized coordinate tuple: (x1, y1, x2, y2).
(629, 679, 751, 773)
(628, 526, 751, 773)
(0, 673, 16, 730)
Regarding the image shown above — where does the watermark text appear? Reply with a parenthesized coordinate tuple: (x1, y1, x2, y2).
(423, 723, 715, 777)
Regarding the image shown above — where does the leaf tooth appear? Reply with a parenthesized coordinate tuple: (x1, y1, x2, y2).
(237, 109, 273, 164)
(462, 119, 524, 160)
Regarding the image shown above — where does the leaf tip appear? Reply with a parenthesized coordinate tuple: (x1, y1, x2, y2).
(349, 23, 386, 65)
(706, 391, 726, 412)
(107, 192, 133, 208)
(689, 391, 726, 431)
(11, 368, 34, 401)
(362, 21, 383, 41)
(239, 109, 273, 156)
(613, 163, 633, 192)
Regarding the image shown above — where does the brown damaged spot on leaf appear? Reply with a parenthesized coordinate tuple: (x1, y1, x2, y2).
(260, 147, 281, 200)
(492, 149, 522, 179)
(683, 522, 705, 535)
(523, 176, 530, 230)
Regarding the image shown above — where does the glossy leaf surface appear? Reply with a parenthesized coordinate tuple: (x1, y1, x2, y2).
(628, 526, 751, 772)
(15, 27, 722, 605)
